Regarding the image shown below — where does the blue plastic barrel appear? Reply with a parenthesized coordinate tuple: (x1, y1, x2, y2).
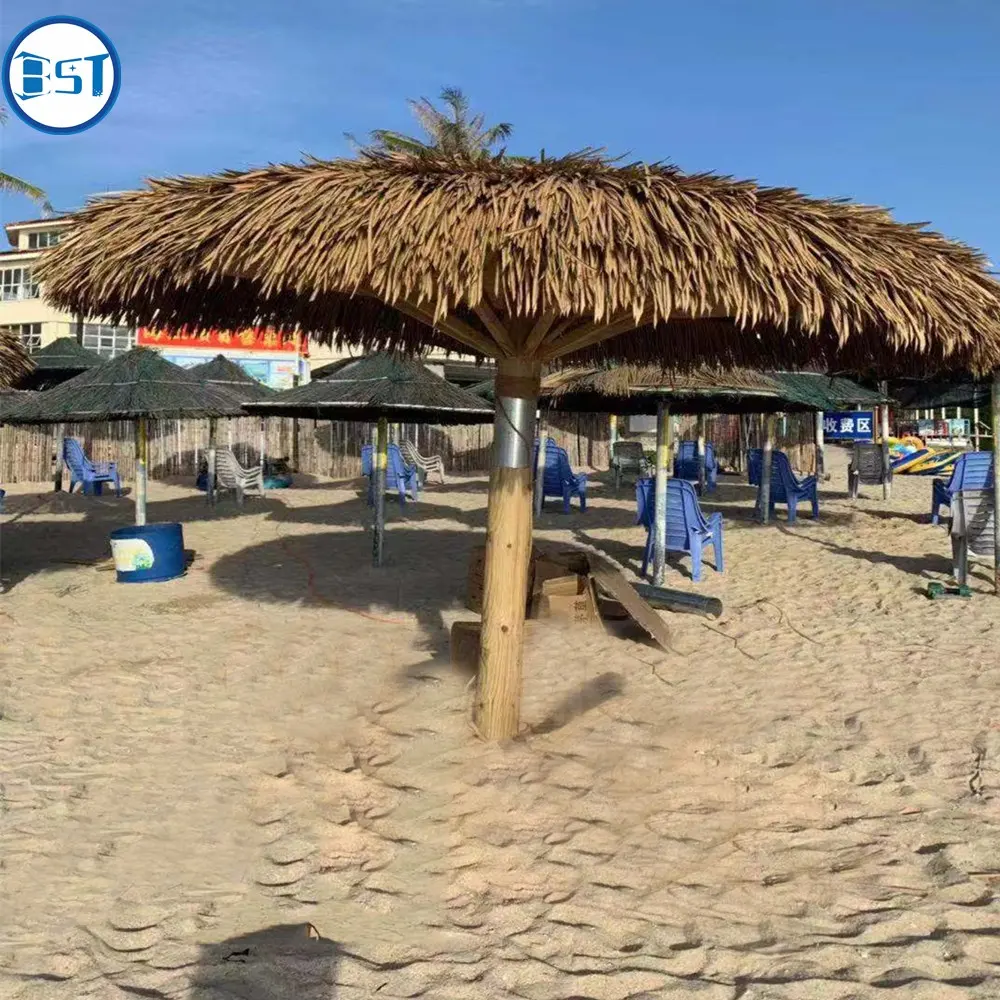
(109, 522, 186, 584)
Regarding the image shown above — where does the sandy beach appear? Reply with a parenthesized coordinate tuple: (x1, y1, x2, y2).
(2, 444, 999, 999)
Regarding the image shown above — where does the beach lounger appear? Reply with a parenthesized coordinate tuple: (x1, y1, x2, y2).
(610, 440, 649, 490)
(931, 451, 993, 525)
(673, 440, 718, 492)
(401, 439, 445, 484)
(950, 488, 994, 586)
(63, 438, 121, 496)
(362, 443, 420, 505)
(636, 476, 724, 582)
(533, 438, 587, 513)
(758, 450, 818, 523)
(215, 446, 265, 504)
(848, 442, 892, 498)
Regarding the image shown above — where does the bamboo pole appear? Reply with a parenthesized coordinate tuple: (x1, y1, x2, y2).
(993, 374, 1000, 594)
(476, 357, 541, 741)
(533, 403, 547, 517)
(760, 414, 775, 524)
(372, 416, 388, 567)
(135, 417, 148, 526)
(814, 411, 825, 479)
(609, 413, 619, 449)
(207, 417, 217, 506)
(652, 401, 670, 586)
(880, 385, 891, 500)
(974, 406, 981, 450)
(53, 422, 65, 491)
(696, 413, 707, 494)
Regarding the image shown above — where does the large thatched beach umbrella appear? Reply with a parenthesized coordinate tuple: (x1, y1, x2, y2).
(3, 347, 246, 524)
(34, 153, 1000, 738)
(244, 352, 494, 565)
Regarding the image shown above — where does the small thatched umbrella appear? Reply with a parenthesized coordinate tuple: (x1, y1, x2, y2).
(2, 347, 246, 524)
(0, 328, 32, 389)
(16, 337, 103, 390)
(542, 365, 890, 579)
(188, 354, 276, 488)
(34, 153, 1000, 738)
(245, 352, 494, 565)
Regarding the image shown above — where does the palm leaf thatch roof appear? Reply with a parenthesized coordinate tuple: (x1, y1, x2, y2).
(35, 153, 1000, 376)
(0, 388, 38, 420)
(16, 337, 103, 389)
(0, 328, 33, 389)
(186, 353, 275, 401)
(541, 365, 887, 415)
(244, 352, 495, 424)
(1, 347, 248, 425)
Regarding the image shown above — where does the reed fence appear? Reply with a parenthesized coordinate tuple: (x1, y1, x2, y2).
(0, 411, 612, 485)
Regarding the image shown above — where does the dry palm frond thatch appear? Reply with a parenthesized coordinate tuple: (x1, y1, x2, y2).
(0, 328, 33, 389)
(35, 154, 1000, 375)
(187, 353, 275, 402)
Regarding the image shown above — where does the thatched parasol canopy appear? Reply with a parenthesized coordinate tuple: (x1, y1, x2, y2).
(541, 366, 887, 415)
(0, 388, 38, 421)
(16, 337, 103, 389)
(245, 352, 494, 425)
(2, 347, 247, 424)
(36, 154, 1000, 375)
(0, 329, 33, 389)
(187, 353, 275, 402)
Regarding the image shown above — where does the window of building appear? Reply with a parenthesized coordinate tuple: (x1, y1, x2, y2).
(0, 266, 39, 301)
(26, 230, 62, 249)
(82, 324, 135, 358)
(0, 323, 43, 353)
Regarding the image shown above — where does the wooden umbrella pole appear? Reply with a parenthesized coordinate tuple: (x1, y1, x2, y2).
(207, 417, 218, 506)
(653, 401, 670, 586)
(974, 406, 981, 450)
(135, 417, 148, 526)
(814, 411, 825, 479)
(609, 414, 618, 449)
(880, 386, 891, 500)
(372, 416, 388, 567)
(696, 413, 707, 494)
(760, 414, 775, 524)
(992, 373, 1000, 594)
(533, 402, 547, 517)
(477, 357, 541, 741)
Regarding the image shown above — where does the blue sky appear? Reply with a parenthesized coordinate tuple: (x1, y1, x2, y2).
(2, 0, 999, 263)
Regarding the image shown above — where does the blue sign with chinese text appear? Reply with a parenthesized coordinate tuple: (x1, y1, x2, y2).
(823, 411, 875, 441)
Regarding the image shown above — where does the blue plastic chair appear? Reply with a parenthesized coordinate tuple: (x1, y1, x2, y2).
(533, 438, 587, 513)
(361, 443, 420, 506)
(63, 438, 121, 496)
(932, 452, 994, 525)
(748, 448, 762, 486)
(758, 450, 818, 523)
(636, 477, 724, 582)
(673, 440, 718, 491)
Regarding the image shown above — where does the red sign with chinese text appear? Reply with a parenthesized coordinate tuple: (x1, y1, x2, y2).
(137, 327, 302, 354)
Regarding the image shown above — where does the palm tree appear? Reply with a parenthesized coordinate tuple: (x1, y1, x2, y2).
(349, 87, 514, 160)
(0, 106, 53, 214)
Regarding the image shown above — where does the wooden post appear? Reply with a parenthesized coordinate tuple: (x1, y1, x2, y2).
(737, 414, 749, 474)
(814, 411, 825, 479)
(135, 417, 148, 526)
(476, 357, 541, 741)
(372, 416, 388, 567)
(53, 422, 65, 491)
(652, 401, 670, 586)
(609, 414, 619, 449)
(696, 413, 707, 494)
(992, 374, 1000, 594)
(760, 414, 775, 524)
(880, 385, 891, 500)
(974, 406, 981, 450)
(207, 417, 217, 506)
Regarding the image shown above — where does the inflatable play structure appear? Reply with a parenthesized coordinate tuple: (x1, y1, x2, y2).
(887, 436, 964, 477)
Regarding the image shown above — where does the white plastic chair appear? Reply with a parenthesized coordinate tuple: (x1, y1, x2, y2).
(401, 440, 445, 484)
(215, 447, 265, 505)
